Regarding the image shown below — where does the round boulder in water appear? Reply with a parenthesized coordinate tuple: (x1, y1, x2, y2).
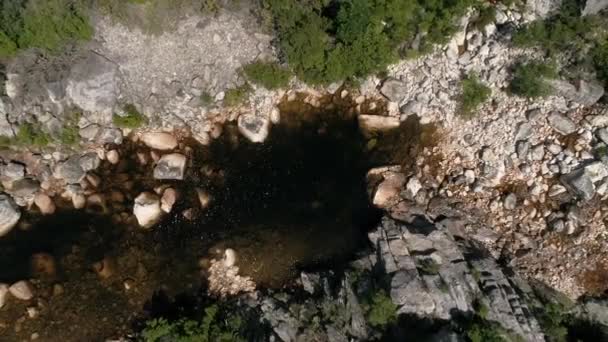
(133, 192, 162, 228)
(0, 194, 20, 237)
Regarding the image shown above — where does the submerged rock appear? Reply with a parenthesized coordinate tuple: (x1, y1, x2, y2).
(358, 114, 400, 137)
(153, 153, 187, 180)
(8, 281, 34, 301)
(237, 114, 270, 143)
(0, 194, 20, 236)
(141, 132, 178, 150)
(0, 283, 7, 308)
(133, 192, 162, 228)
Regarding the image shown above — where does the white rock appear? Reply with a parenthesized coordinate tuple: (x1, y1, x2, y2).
(370, 171, 405, 209)
(9, 281, 34, 300)
(406, 177, 422, 198)
(141, 132, 178, 150)
(237, 114, 270, 143)
(584, 161, 608, 183)
(133, 192, 162, 228)
(160, 188, 177, 213)
(223, 248, 237, 267)
(34, 193, 56, 215)
(154, 153, 187, 180)
(106, 150, 120, 164)
(0, 194, 20, 237)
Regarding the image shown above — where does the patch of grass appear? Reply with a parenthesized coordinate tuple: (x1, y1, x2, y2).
(223, 83, 252, 107)
(466, 321, 508, 342)
(0, 0, 93, 58)
(200, 91, 214, 107)
(242, 61, 291, 90)
(459, 74, 491, 118)
(509, 62, 558, 98)
(418, 258, 441, 275)
(14, 123, 50, 147)
(59, 112, 81, 146)
(112, 104, 147, 129)
(592, 41, 608, 88)
(536, 302, 569, 342)
(364, 290, 397, 328)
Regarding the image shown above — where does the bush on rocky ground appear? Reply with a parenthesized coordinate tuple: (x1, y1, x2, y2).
(262, 0, 479, 84)
(364, 289, 398, 328)
(142, 304, 245, 342)
(513, 0, 608, 87)
(0, 0, 92, 58)
(459, 74, 491, 118)
(113, 104, 147, 129)
(242, 61, 291, 90)
(509, 62, 558, 98)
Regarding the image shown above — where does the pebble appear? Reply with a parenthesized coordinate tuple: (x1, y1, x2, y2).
(9, 281, 34, 300)
(106, 150, 120, 164)
(34, 193, 56, 215)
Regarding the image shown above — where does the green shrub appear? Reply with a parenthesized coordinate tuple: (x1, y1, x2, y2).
(223, 84, 252, 107)
(263, 0, 479, 84)
(242, 61, 291, 90)
(509, 62, 557, 98)
(467, 321, 507, 342)
(459, 74, 491, 118)
(113, 104, 147, 129)
(473, 6, 496, 30)
(537, 302, 569, 342)
(141, 304, 245, 342)
(0, 0, 93, 58)
(365, 290, 397, 328)
(592, 42, 608, 87)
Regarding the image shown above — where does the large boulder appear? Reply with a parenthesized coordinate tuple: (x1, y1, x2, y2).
(141, 132, 178, 150)
(54, 156, 86, 184)
(237, 114, 270, 143)
(582, 0, 608, 15)
(153, 153, 187, 180)
(551, 79, 605, 106)
(561, 168, 596, 201)
(379, 78, 407, 103)
(133, 192, 162, 228)
(0, 194, 20, 237)
(547, 112, 577, 135)
(66, 52, 119, 117)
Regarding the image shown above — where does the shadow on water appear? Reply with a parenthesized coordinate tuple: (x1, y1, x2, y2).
(0, 211, 118, 283)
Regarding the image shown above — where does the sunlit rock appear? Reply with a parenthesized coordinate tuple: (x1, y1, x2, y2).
(133, 192, 162, 228)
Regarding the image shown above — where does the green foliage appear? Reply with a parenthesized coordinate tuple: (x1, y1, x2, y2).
(0, 0, 93, 58)
(364, 290, 397, 328)
(537, 302, 569, 342)
(418, 258, 440, 275)
(59, 114, 81, 146)
(113, 104, 147, 129)
(467, 322, 507, 342)
(509, 62, 558, 98)
(472, 6, 496, 30)
(200, 92, 214, 107)
(223, 84, 252, 107)
(459, 74, 491, 118)
(242, 61, 291, 90)
(14, 123, 50, 147)
(592, 42, 608, 87)
(263, 0, 480, 84)
(141, 304, 245, 342)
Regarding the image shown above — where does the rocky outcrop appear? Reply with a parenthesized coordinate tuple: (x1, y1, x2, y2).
(551, 80, 605, 107)
(65, 52, 119, 118)
(0, 193, 21, 237)
(582, 0, 608, 15)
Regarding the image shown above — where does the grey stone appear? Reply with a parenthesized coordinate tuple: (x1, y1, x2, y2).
(547, 112, 577, 135)
(551, 79, 605, 106)
(98, 128, 123, 145)
(79, 153, 100, 172)
(79, 124, 101, 141)
(0, 194, 20, 237)
(516, 141, 530, 160)
(560, 169, 596, 201)
(11, 178, 40, 198)
(586, 114, 608, 127)
(530, 144, 546, 161)
(597, 128, 608, 144)
(582, 0, 608, 15)
(237, 114, 270, 143)
(2, 162, 25, 181)
(526, 108, 543, 121)
(400, 100, 421, 115)
(584, 161, 608, 182)
(154, 153, 187, 180)
(503, 193, 517, 210)
(66, 52, 119, 116)
(380, 78, 407, 103)
(55, 157, 86, 184)
(514, 122, 533, 140)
